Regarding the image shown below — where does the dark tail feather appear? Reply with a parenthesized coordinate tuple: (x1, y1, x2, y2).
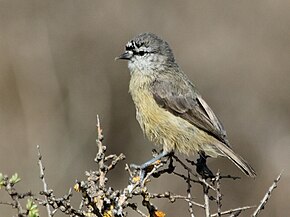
(215, 142, 256, 178)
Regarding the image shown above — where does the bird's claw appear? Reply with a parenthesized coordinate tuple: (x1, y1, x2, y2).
(129, 163, 147, 184)
(129, 163, 143, 170)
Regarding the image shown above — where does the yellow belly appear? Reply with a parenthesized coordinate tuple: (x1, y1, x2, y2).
(129, 73, 221, 157)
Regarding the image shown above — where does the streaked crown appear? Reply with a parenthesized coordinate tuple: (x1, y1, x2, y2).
(117, 33, 176, 72)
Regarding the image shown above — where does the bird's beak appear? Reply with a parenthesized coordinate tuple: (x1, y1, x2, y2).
(115, 51, 132, 61)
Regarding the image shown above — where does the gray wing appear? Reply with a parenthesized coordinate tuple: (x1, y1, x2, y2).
(151, 76, 230, 146)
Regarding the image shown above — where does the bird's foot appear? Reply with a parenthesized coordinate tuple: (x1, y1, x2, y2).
(129, 163, 151, 184)
(129, 150, 171, 185)
(129, 160, 164, 185)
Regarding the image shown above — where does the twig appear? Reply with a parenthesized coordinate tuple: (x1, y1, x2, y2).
(0, 201, 14, 207)
(173, 171, 200, 184)
(94, 115, 106, 211)
(128, 203, 147, 217)
(171, 196, 204, 209)
(152, 156, 175, 178)
(229, 210, 242, 217)
(125, 164, 134, 178)
(187, 171, 195, 217)
(0, 115, 282, 217)
(216, 171, 222, 217)
(211, 206, 255, 217)
(37, 145, 52, 217)
(203, 180, 210, 217)
(95, 115, 106, 188)
(150, 192, 204, 208)
(141, 191, 160, 217)
(172, 155, 217, 191)
(107, 153, 126, 171)
(219, 175, 240, 180)
(142, 161, 166, 186)
(252, 171, 283, 217)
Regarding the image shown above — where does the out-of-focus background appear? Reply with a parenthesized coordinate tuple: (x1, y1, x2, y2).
(0, 1, 289, 216)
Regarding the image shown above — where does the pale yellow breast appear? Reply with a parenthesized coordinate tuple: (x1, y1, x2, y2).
(129, 72, 220, 157)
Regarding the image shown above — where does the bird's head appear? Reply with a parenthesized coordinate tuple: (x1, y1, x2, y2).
(116, 32, 176, 73)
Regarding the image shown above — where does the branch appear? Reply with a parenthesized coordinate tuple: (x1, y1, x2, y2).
(211, 206, 255, 217)
(37, 145, 53, 217)
(203, 179, 210, 217)
(0, 115, 283, 217)
(252, 171, 283, 216)
(216, 171, 222, 217)
(187, 171, 195, 217)
(150, 192, 204, 209)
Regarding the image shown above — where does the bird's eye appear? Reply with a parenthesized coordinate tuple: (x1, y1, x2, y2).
(126, 45, 133, 51)
(139, 51, 145, 56)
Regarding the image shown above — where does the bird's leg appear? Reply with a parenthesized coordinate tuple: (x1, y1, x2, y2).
(196, 152, 215, 179)
(130, 150, 171, 181)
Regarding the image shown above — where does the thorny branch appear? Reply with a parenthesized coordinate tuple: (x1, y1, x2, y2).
(211, 206, 255, 217)
(37, 145, 52, 217)
(216, 171, 222, 217)
(252, 171, 283, 217)
(186, 171, 195, 217)
(0, 116, 283, 216)
(202, 178, 210, 217)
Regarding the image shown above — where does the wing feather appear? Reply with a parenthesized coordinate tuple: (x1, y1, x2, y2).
(151, 76, 229, 146)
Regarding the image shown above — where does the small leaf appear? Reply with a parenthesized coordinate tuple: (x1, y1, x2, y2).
(0, 173, 4, 188)
(26, 199, 33, 209)
(26, 199, 39, 217)
(9, 173, 21, 185)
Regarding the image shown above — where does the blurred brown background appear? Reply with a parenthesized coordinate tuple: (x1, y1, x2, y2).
(0, 1, 289, 216)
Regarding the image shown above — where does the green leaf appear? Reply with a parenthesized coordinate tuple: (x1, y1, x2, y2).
(9, 173, 21, 185)
(26, 199, 39, 217)
(0, 173, 5, 188)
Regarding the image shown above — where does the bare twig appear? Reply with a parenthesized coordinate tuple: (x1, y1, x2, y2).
(37, 145, 52, 217)
(0, 115, 282, 217)
(172, 155, 217, 191)
(78, 197, 85, 211)
(142, 160, 167, 186)
(107, 153, 126, 171)
(211, 206, 255, 217)
(229, 210, 242, 217)
(150, 192, 204, 208)
(216, 171, 222, 217)
(187, 171, 195, 217)
(128, 203, 147, 217)
(95, 115, 106, 188)
(0, 201, 14, 207)
(203, 180, 210, 217)
(173, 171, 200, 184)
(252, 171, 283, 217)
(94, 115, 106, 212)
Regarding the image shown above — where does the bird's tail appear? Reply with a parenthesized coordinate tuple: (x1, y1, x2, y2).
(215, 142, 256, 178)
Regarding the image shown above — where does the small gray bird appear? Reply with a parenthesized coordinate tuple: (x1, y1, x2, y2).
(116, 32, 256, 177)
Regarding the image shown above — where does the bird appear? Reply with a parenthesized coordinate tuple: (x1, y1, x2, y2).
(116, 32, 256, 178)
